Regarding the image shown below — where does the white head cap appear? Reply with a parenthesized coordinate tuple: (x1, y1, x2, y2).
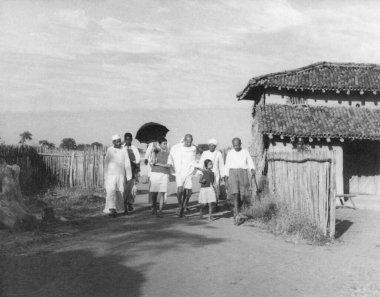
(112, 134, 121, 141)
(208, 139, 217, 146)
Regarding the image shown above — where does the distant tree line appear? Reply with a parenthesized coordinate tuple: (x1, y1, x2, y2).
(59, 138, 103, 150)
(0, 131, 104, 150)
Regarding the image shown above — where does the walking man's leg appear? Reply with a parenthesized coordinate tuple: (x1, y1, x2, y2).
(127, 179, 135, 211)
(214, 177, 220, 212)
(158, 192, 164, 216)
(177, 186, 185, 217)
(151, 192, 158, 214)
(183, 189, 192, 211)
(232, 193, 239, 224)
(123, 183, 129, 215)
(240, 169, 251, 214)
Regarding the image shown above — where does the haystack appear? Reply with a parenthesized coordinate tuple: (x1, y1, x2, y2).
(0, 158, 36, 229)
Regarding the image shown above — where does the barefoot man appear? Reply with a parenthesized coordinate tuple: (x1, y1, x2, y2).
(123, 132, 140, 213)
(168, 134, 197, 217)
(224, 137, 255, 225)
(104, 134, 132, 217)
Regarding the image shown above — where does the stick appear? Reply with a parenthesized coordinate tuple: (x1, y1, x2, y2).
(252, 174, 261, 202)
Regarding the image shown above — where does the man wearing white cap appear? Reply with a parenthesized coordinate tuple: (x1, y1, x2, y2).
(197, 139, 225, 209)
(104, 134, 132, 217)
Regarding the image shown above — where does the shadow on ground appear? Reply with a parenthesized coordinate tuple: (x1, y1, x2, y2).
(335, 219, 354, 239)
(0, 251, 145, 297)
(0, 200, 226, 297)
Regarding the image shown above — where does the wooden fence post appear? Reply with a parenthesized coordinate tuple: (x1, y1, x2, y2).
(329, 150, 336, 239)
(69, 152, 75, 187)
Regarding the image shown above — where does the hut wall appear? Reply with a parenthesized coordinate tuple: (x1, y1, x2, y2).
(263, 92, 380, 109)
(268, 140, 380, 195)
(266, 144, 336, 236)
(343, 141, 380, 195)
(249, 116, 266, 182)
(268, 141, 344, 195)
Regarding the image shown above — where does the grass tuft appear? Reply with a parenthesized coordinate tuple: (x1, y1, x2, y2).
(243, 193, 330, 245)
(40, 187, 105, 216)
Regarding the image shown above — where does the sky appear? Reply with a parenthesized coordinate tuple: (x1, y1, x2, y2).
(1, 0, 380, 147)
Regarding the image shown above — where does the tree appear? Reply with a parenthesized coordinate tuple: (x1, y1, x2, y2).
(19, 131, 32, 145)
(39, 140, 55, 149)
(76, 143, 91, 150)
(91, 142, 103, 148)
(60, 138, 77, 150)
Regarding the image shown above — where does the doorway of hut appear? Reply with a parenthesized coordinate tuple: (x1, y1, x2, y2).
(343, 140, 380, 195)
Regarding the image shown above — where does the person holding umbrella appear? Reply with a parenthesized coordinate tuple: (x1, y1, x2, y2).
(139, 123, 169, 166)
(135, 122, 169, 205)
(149, 137, 171, 217)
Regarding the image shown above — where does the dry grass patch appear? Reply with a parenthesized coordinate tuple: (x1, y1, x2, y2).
(40, 187, 105, 217)
(243, 194, 330, 245)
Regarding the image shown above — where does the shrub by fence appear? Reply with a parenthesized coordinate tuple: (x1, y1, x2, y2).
(266, 149, 336, 237)
(0, 145, 52, 194)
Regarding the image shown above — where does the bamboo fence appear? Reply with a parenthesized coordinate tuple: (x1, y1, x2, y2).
(267, 149, 336, 237)
(36, 146, 108, 189)
(0, 145, 108, 192)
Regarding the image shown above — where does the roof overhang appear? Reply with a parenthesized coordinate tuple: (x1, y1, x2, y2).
(238, 62, 380, 101)
(257, 104, 380, 141)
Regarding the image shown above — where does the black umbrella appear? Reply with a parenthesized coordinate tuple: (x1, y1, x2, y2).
(135, 122, 169, 144)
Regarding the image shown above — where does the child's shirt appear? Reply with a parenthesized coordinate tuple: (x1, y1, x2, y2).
(152, 150, 170, 174)
(200, 170, 215, 188)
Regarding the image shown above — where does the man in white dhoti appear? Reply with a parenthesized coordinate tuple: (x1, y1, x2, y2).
(197, 139, 224, 210)
(104, 134, 132, 217)
(168, 134, 197, 217)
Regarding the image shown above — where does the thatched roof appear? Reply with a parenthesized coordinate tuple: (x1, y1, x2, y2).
(257, 104, 380, 141)
(238, 62, 380, 101)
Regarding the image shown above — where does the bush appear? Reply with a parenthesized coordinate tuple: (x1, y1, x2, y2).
(270, 204, 329, 244)
(242, 196, 277, 222)
(244, 193, 329, 245)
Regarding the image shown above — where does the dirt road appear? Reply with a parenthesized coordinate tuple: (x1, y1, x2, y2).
(1, 191, 380, 297)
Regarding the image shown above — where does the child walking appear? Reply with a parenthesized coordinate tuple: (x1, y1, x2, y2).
(198, 159, 217, 221)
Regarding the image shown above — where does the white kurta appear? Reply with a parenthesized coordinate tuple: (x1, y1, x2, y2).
(103, 147, 132, 213)
(168, 143, 197, 182)
(198, 150, 225, 182)
(224, 148, 255, 177)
